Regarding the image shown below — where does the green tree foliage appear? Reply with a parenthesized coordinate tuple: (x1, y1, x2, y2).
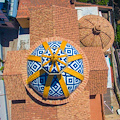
(76, 0, 109, 5)
(77, 0, 88, 2)
(116, 25, 120, 46)
(97, 0, 109, 5)
(0, 66, 4, 72)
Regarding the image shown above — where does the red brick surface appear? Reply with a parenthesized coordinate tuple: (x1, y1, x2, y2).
(3, 50, 27, 75)
(30, 6, 54, 45)
(25, 95, 57, 120)
(10, 90, 90, 120)
(4, 75, 26, 100)
(11, 103, 26, 120)
(57, 91, 91, 120)
(82, 47, 108, 95)
(81, 47, 108, 71)
(30, 6, 79, 46)
(17, 0, 75, 18)
(3, 51, 27, 100)
(17, 0, 31, 18)
(53, 6, 79, 44)
(85, 70, 108, 95)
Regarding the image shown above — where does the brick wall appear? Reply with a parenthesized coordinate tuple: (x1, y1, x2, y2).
(30, 0, 75, 8)
(17, 0, 31, 18)
(3, 50, 27, 75)
(85, 70, 108, 95)
(30, 6, 80, 46)
(82, 47, 108, 95)
(3, 51, 27, 100)
(30, 6, 54, 45)
(25, 95, 57, 120)
(11, 103, 26, 120)
(11, 90, 90, 120)
(57, 91, 91, 120)
(17, 0, 75, 18)
(4, 75, 26, 100)
(53, 6, 79, 45)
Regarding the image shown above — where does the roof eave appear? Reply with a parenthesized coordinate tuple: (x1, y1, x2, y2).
(75, 2, 113, 11)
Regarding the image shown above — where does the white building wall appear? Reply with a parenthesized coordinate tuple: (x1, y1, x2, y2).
(75, 7, 99, 20)
(17, 34, 30, 50)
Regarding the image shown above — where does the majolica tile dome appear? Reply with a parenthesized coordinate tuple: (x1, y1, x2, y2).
(27, 41, 84, 99)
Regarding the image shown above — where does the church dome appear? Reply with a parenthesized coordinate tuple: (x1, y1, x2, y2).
(27, 41, 84, 99)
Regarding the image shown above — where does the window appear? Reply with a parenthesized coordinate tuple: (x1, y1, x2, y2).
(12, 100, 26, 104)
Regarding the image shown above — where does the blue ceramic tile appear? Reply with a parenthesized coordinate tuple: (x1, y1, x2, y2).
(27, 41, 84, 99)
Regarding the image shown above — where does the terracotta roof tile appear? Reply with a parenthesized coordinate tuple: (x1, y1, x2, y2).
(17, 10, 30, 18)
(30, 6, 54, 45)
(53, 6, 79, 44)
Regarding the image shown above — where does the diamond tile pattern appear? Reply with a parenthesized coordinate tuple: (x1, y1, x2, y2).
(27, 41, 84, 99)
